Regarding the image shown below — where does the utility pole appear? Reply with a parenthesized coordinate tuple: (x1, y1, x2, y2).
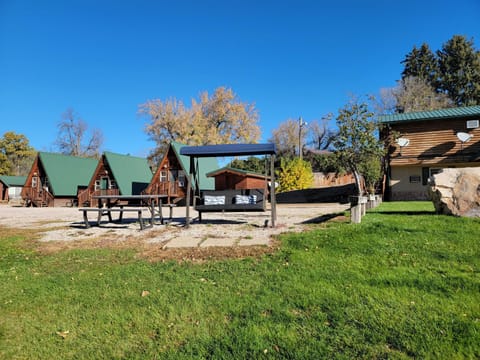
(298, 117, 307, 159)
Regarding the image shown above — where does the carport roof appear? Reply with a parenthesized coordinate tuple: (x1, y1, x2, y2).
(180, 143, 276, 157)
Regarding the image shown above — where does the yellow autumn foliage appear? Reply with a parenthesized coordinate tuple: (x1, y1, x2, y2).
(277, 158, 314, 193)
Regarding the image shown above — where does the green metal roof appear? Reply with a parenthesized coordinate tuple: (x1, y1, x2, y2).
(171, 141, 218, 190)
(39, 152, 98, 196)
(0, 175, 27, 187)
(378, 105, 480, 124)
(104, 152, 153, 195)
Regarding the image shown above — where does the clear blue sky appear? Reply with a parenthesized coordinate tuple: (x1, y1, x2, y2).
(1, 0, 479, 158)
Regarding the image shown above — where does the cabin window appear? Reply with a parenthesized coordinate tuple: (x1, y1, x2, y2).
(94, 180, 101, 191)
(160, 171, 167, 182)
(32, 176, 38, 189)
(422, 167, 444, 185)
(178, 171, 186, 187)
(109, 180, 117, 189)
(409, 175, 421, 183)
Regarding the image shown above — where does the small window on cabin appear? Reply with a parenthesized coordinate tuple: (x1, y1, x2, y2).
(178, 171, 186, 187)
(160, 171, 167, 182)
(110, 180, 117, 189)
(94, 180, 101, 191)
(409, 175, 421, 184)
(32, 176, 38, 188)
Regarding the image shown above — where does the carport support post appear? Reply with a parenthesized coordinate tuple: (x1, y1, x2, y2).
(270, 154, 276, 227)
(185, 157, 194, 228)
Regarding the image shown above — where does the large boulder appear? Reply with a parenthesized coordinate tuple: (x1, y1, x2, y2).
(428, 167, 480, 217)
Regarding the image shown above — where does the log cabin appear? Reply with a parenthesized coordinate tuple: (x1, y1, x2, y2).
(143, 141, 218, 204)
(22, 152, 98, 207)
(0, 175, 26, 203)
(379, 105, 480, 200)
(78, 151, 153, 206)
(206, 167, 269, 191)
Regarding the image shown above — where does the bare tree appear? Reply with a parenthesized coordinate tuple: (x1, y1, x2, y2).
(270, 118, 303, 158)
(307, 115, 336, 150)
(270, 116, 335, 158)
(54, 108, 103, 158)
(376, 76, 453, 114)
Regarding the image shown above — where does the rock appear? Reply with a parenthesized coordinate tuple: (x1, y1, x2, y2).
(428, 167, 480, 217)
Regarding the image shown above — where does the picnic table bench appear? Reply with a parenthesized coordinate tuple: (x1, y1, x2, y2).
(79, 207, 154, 230)
(78, 194, 168, 230)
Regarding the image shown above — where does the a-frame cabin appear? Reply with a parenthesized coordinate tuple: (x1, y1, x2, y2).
(22, 152, 98, 207)
(78, 151, 153, 206)
(144, 141, 219, 204)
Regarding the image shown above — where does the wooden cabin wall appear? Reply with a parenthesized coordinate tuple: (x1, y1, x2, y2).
(214, 173, 266, 190)
(387, 118, 480, 166)
(0, 182, 7, 201)
(145, 148, 186, 199)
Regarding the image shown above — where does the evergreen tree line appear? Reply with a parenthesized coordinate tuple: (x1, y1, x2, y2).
(400, 34, 480, 109)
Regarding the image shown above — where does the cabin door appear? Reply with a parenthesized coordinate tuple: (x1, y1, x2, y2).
(101, 177, 109, 194)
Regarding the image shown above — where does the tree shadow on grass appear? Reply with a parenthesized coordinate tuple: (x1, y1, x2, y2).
(302, 212, 347, 224)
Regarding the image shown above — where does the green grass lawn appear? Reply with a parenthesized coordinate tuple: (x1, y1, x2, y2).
(1, 201, 479, 359)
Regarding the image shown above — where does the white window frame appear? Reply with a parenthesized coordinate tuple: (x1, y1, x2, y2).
(178, 170, 186, 187)
(160, 170, 167, 182)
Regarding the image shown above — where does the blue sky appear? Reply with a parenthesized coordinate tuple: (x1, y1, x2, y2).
(1, 0, 479, 158)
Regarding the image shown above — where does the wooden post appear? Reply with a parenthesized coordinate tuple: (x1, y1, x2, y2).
(350, 205, 361, 223)
(361, 201, 367, 216)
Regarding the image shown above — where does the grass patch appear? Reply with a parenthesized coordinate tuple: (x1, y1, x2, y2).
(0, 201, 479, 359)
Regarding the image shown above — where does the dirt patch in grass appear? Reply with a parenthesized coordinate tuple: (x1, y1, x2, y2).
(139, 238, 282, 263)
(6, 225, 281, 263)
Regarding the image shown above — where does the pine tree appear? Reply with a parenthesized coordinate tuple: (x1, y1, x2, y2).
(436, 35, 480, 106)
(401, 43, 438, 85)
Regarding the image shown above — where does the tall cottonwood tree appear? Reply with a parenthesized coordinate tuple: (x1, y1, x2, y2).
(54, 108, 103, 158)
(140, 87, 260, 163)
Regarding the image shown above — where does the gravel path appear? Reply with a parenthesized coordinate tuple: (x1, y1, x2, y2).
(0, 203, 349, 248)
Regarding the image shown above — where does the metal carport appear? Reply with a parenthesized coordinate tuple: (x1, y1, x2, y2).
(180, 143, 277, 227)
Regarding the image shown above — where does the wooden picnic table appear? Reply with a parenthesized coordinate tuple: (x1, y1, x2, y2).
(79, 194, 168, 230)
